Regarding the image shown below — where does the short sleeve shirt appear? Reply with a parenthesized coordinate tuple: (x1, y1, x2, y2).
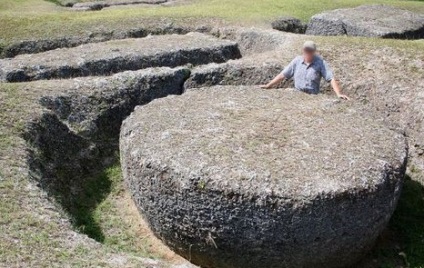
(281, 55, 334, 94)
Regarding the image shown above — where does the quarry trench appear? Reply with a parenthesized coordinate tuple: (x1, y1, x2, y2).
(10, 30, 293, 268)
(14, 30, 302, 218)
(1, 27, 424, 267)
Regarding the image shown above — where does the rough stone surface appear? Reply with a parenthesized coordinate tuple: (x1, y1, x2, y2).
(271, 16, 306, 34)
(121, 86, 407, 268)
(306, 5, 424, 39)
(0, 33, 240, 82)
(26, 67, 189, 209)
(0, 20, 217, 58)
(184, 59, 286, 89)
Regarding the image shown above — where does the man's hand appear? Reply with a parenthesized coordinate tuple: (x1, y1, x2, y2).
(331, 79, 350, 100)
(260, 74, 285, 90)
(337, 93, 350, 100)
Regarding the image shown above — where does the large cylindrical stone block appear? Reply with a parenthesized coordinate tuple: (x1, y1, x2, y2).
(120, 86, 407, 268)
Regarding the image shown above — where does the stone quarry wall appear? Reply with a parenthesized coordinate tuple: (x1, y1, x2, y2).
(23, 68, 190, 209)
(2, 26, 422, 268)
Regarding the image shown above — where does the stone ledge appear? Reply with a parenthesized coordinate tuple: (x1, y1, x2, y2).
(0, 33, 240, 82)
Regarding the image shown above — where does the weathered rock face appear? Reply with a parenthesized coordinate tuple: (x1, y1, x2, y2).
(184, 60, 286, 89)
(0, 19, 216, 58)
(25, 67, 189, 213)
(121, 86, 407, 268)
(306, 5, 424, 39)
(271, 17, 306, 34)
(0, 33, 240, 82)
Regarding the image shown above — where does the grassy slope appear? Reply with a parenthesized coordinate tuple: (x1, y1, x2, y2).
(0, 0, 424, 44)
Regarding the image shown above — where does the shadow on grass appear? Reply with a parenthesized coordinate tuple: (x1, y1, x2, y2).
(363, 174, 424, 268)
(389, 175, 424, 267)
(67, 167, 114, 242)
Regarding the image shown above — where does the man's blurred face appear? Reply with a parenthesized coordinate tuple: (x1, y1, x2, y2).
(303, 48, 315, 63)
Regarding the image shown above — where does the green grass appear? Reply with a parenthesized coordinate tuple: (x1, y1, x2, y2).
(364, 174, 424, 268)
(0, 0, 423, 43)
(390, 176, 424, 267)
(71, 165, 113, 242)
(72, 164, 161, 258)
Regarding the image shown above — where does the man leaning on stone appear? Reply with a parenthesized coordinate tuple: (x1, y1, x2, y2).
(261, 41, 350, 100)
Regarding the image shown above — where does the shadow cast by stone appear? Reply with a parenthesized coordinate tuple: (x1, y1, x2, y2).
(390, 175, 424, 266)
(23, 112, 116, 241)
(357, 175, 424, 268)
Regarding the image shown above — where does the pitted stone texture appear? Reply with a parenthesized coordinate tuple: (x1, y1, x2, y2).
(306, 5, 424, 39)
(38, 67, 190, 139)
(121, 86, 407, 268)
(26, 67, 189, 207)
(0, 33, 240, 82)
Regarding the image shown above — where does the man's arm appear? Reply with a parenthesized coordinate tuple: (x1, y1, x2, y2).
(260, 73, 285, 89)
(261, 57, 297, 89)
(330, 79, 350, 100)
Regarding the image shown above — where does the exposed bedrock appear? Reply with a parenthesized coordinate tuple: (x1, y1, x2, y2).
(121, 86, 408, 268)
(271, 17, 307, 34)
(0, 33, 240, 82)
(306, 5, 424, 39)
(24, 67, 189, 209)
(0, 22, 213, 59)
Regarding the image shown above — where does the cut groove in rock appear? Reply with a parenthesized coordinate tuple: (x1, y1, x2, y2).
(121, 86, 407, 268)
(1, 21, 216, 58)
(25, 67, 190, 213)
(17, 66, 195, 268)
(0, 33, 240, 82)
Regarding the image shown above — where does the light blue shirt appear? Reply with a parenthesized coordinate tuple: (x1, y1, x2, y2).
(281, 55, 334, 94)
